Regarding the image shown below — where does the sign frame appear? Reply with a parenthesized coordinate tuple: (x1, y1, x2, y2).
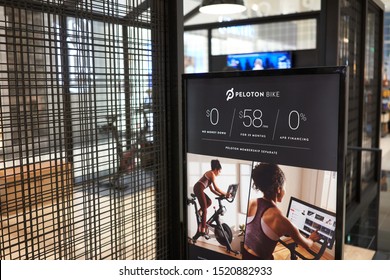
(183, 66, 348, 260)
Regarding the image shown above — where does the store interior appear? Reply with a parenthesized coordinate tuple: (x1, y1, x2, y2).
(0, 0, 389, 260)
(184, 0, 390, 259)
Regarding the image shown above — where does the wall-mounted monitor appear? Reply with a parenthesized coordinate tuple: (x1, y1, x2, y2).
(226, 51, 292, 71)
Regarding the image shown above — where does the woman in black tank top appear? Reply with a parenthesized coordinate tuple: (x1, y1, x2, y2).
(243, 163, 320, 260)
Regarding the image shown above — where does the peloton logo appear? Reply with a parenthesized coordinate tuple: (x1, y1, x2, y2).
(225, 87, 279, 101)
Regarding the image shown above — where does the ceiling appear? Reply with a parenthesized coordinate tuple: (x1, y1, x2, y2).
(183, 0, 323, 25)
(184, 0, 390, 16)
(382, 0, 390, 10)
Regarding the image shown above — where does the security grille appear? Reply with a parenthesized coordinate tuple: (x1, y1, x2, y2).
(339, 0, 363, 206)
(340, 0, 382, 208)
(0, 0, 169, 259)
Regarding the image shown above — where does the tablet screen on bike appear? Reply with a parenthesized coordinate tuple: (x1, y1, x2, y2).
(286, 196, 336, 250)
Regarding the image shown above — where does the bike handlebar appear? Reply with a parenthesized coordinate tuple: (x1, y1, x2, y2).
(215, 195, 235, 203)
(278, 238, 328, 260)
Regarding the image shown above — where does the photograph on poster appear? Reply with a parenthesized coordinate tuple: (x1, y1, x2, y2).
(186, 154, 337, 260)
(186, 153, 252, 258)
(243, 162, 337, 260)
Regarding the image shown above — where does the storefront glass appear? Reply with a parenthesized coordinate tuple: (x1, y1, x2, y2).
(184, 30, 209, 73)
(211, 19, 317, 56)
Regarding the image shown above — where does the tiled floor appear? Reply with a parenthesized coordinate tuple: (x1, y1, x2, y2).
(381, 135, 390, 171)
(344, 135, 390, 259)
(376, 190, 390, 259)
(376, 135, 390, 259)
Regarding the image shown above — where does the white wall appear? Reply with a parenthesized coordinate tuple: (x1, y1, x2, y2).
(186, 153, 251, 243)
(248, 164, 337, 215)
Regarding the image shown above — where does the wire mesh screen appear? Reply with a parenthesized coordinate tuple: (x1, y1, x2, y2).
(0, 0, 169, 259)
(339, 0, 362, 206)
(340, 0, 382, 207)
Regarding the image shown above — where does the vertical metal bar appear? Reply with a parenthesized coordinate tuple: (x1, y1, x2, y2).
(122, 25, 131, 258)
(373, 0, 384, 176)
(123, 27, 131, 151)
(357, 0, 368, 203)
(166, 0, 183, 260)
(320, 0, 340, 66)
(60, 16, 74, 164)
(207, 28, 212, 72)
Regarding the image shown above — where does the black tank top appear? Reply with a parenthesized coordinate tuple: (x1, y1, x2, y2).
(244, 198, 278, 260)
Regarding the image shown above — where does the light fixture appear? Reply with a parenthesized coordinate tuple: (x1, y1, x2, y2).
(199, 0, 247, 15)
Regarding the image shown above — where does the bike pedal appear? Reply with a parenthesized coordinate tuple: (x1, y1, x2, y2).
(201, 233, 210, 240)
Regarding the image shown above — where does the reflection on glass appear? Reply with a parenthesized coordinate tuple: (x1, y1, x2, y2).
(211, 19, 316, 56)
(362, 9, 380, 191)
(184, 31, 209, 73)
(339, 0, 362, 204)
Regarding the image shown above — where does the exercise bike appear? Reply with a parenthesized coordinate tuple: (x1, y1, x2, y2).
(187, 184, 239, 255)
(98, 109, 153, 189)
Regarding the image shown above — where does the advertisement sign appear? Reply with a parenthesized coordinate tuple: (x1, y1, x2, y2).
(183, 67, 348, 260)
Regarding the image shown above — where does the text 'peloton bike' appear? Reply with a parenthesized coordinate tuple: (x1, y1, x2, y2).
(187, 184, 239, 255)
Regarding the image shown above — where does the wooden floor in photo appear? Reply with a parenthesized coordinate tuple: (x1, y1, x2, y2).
(191, 238, 336, 260)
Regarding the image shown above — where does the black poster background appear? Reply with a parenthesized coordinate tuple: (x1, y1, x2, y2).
(186, 73, 340, 171)
(184, 68, 347, 260)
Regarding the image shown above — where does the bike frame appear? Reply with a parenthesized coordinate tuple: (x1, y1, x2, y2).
(205, 197, 239, 254)
(187, 184, 239, 255)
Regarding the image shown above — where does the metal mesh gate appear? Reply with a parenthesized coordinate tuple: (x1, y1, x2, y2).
(0, 0, 170, 259)
(340, 0, 382, 208)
